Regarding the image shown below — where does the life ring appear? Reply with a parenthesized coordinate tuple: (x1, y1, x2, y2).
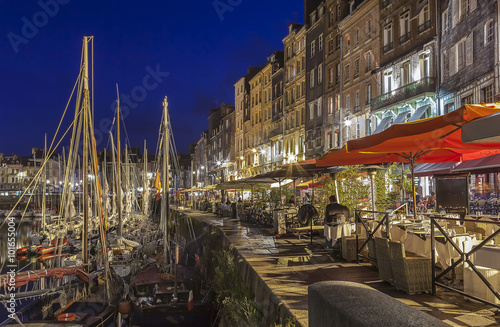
(57, 312, 77, 321)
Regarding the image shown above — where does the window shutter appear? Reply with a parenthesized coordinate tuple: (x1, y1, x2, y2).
(470, 0, 477, 12)
(449, 44, 456, 75)
(451, 0, 458, 28)
(466, 32, 473, 66)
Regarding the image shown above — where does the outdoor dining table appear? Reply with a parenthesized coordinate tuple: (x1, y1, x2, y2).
(324, 222, 353, 245)
(391, 223, 478, 269)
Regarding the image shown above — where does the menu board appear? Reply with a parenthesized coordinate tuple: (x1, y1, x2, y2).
(435, 174, 469, 217)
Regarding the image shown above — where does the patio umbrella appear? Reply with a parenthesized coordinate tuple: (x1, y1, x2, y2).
(317, 104, 500, 220)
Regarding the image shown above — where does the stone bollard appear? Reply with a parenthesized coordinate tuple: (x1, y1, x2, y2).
(308, 281, 448, 327)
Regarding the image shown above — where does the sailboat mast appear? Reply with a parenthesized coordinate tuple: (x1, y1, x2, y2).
(162, 97, 170, 262)
(143, 139, 147, 220)
(82, 36, 90, 266)
(42, 133, 47, 231)
(116, 85, 123, 238)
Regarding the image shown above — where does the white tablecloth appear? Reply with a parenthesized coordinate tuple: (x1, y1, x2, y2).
(471, 245, 500, 270)
(324, 223, 352, 245)
(404, 232, 477, 268)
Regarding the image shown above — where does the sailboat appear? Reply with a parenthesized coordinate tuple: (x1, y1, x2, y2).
(129, 97, 214, 326)
(2, 36, 124, 326)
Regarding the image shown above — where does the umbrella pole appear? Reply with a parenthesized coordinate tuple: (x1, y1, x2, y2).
(311, 176, 314, 245)
(334, 177, 339, 202)
(410, 157, 417, 220)
(293, 179, 296, 207)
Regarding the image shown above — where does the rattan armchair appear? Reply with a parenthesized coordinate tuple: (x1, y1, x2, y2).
(388, 241, 432, 294)
(374, 237, 393, 284)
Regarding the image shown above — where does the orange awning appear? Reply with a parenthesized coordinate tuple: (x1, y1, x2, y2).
(318, 104, 500, 167)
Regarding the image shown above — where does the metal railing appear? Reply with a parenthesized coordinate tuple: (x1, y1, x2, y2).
(430, 215, 500, 308)
(383, 42, 393, 53)
(418, 20, 431, 33)
(399, 31, 411, 44)
(371, 77, 436, 111)
(355, 210, 391, 264)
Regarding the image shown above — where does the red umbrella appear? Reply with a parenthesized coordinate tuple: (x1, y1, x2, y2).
(317, 104, 500, 219)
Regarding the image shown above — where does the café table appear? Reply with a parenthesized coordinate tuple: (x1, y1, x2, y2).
(324, 222, 353, 245)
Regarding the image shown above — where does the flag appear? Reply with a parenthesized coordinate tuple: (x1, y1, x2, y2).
(188, 290, 194, 311)
(154, 171, 161, 201)
(153, 171, 161, 191)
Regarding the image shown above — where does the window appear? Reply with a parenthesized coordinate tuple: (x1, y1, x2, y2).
(318, 65, 323, 84)
(328, 97, 334, 114)
(354, 90, 360, 111)
(399, 12, 410, 43)
(485, 20, 494, 45)
(329, 67, 334, 85)
(366, 51, 372, 72)
(354, 58, 360, 78)
(317, 98, 322, 116)
(345, 34, 351, 54)
(337, 4, 341, 21)
(345, 64, 350, 83)
(328, 37, 334, 54)
(365, 119, 372, 136)
(356, 123, 360, 139)
(311, 11, 317, 25)
(319, 35, 323, 51)
(311, 40, 316, 58)
(366, 19, 372, 39)
(461, 94, 474, 106)
(457, 38, 466, 71)
(309, 103, 314, 120)
(366, 83, 372, 105)
(401, 61, 411, 85)
(418, 4, 430, 32)
(329, 10, 334, 26)
(384, 71, 392, 93)
(310, 69, 315, 88)
(482, 84, 494, 103)
(383, 24, 393, 52)
(345, 95, 350, 112)
(420, 53, 430, 78)
(444, 102, 454, 114)
(355, 28, 360, 46)
(336, 34, 341, 49)
(442, 10, 449, 35)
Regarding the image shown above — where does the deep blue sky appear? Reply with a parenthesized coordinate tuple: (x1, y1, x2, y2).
(0, 0, 303, 156)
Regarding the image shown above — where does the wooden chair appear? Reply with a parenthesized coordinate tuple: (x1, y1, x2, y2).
(374, 237, 393, 284)
(388, 241, 432, 294)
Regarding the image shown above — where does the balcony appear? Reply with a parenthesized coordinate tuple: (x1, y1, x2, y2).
(371, 77, 436, 111)
(418, 20, 431, 33)
(269, 127, 283, 138)
(399, 31, 411, 44)
(383, 42, 393, 53)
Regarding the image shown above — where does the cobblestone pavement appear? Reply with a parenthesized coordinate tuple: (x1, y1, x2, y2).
(180, 208, 500, 327)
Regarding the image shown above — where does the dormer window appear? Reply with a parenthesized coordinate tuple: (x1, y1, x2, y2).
(310, 12, 317, 25)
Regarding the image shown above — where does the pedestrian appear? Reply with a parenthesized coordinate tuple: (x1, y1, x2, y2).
(324, 195, 350, 250)
(303, 193, 311, 204)
(288, 195, 295, 205)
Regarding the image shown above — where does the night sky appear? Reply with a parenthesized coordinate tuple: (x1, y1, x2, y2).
(0, 0, 303, 156)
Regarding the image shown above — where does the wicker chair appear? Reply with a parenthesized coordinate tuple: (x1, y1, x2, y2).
(451, 225, 466, 234)
(374, 237, 393, 284)
(388, 241, 432, 294)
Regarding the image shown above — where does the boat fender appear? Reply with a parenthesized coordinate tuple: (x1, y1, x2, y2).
(16, 247, 28, 256)
(118, 300, 131, 315)
(57, 313, 77, 321)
